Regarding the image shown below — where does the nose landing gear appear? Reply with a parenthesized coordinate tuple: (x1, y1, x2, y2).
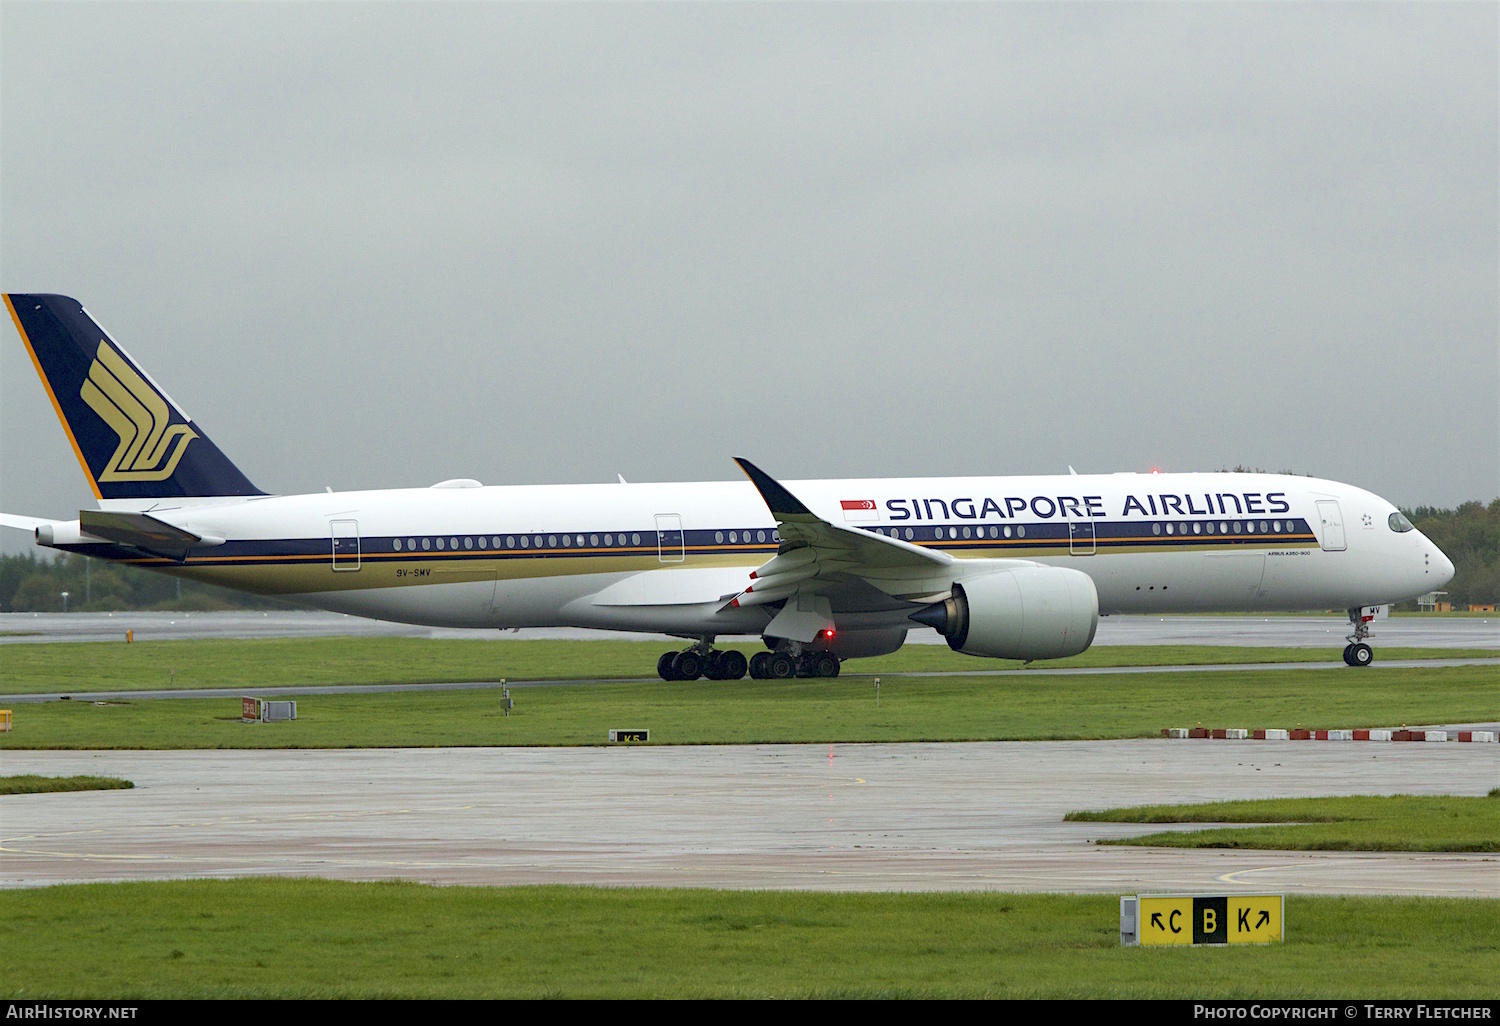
(1342, 607, 1375, 667)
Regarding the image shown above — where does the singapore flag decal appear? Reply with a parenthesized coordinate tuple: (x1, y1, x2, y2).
(840, 499, 878, 522)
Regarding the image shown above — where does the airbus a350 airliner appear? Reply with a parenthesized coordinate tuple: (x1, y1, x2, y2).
(2, 294, 1455, 679)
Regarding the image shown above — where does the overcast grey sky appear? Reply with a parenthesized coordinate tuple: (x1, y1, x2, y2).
(2, 2, 1495, 549)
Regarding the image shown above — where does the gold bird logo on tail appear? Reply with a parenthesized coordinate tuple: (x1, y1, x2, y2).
(80, 340, 197, 482)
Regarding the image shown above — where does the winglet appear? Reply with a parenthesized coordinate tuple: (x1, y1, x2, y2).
(733, 458, 812, 518)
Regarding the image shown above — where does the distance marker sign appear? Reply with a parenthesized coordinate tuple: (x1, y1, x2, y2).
(1128, 894, 1283, 946)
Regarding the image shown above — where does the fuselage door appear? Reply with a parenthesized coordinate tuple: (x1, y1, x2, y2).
(1068, 516, 1096, 556)
(331, 519, 361, 571)
(1315, 500, 1346, 552)
(655, 514, 685, 563)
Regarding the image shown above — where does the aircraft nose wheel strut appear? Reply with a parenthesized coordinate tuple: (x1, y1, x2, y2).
(1342, 607, 1375, 667)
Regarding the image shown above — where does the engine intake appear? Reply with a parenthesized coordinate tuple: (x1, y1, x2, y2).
(911, 566, 1099, 660)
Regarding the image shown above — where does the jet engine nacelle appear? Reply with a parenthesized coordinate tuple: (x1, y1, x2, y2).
(913, 565, 1099, 660)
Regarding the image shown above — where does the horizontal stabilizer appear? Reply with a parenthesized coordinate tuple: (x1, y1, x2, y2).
(77, 509, 206, 560)
(0, 513, 53, 532)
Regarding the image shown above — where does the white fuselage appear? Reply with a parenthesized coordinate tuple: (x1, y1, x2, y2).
(50, 471, 1454, 642)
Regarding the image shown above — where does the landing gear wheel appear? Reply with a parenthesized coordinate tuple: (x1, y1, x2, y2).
(1343, 607, 1376, 669)
(767, 652, 796, 679)
(718, 650, 748, 680)
(811, 652, 840, 678)
(748, 651, 771, 679)
(657, 651, 677, 680)
(672, 650, 704, 681)
(703, 651, 726, 680)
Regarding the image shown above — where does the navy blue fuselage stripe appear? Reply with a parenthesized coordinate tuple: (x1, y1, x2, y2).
(53, 517, 1317, 566)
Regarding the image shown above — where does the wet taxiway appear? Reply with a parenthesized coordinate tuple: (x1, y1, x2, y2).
(4, 740, 1495, 894)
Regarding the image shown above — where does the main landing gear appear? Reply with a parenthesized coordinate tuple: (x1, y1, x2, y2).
(657, 646, 748, 681)
(747, 648, 841, 680)
(1342, 607, 1374, 667)
(656, 642, 843, 680)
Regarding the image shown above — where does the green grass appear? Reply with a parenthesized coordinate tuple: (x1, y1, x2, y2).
(1068, 795, 1500, 852)
(0, 774, 133, 795)
(1, 665, 1494, 750)
(0, 880, 1494, 997)
(0, 636, 1491, 696)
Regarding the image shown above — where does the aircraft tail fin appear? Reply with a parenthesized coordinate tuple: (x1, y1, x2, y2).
(4, 293, 263, 499)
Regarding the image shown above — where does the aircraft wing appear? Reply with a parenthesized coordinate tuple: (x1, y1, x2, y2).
(730, 458, 959, 639)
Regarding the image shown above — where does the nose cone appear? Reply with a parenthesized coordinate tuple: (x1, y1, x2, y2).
(1430, 540, 1456, 589)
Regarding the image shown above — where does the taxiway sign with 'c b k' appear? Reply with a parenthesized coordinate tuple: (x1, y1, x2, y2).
(1138, 894, 1283, 945)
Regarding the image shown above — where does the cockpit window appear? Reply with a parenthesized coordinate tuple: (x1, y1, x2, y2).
(1388, 511, 1415, 533)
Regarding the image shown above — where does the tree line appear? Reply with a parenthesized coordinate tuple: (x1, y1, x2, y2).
(1398, 498, 1499, 608)
(0, 552, 294, 612)
(1, 498, 1495, 611)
